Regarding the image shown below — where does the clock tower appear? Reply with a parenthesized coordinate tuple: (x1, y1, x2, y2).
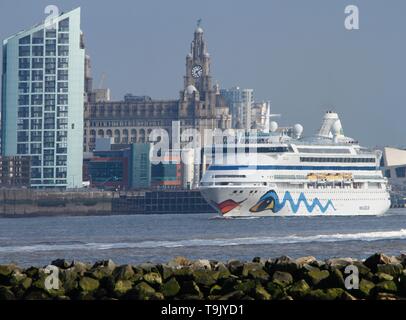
(179, 21, 231, 131)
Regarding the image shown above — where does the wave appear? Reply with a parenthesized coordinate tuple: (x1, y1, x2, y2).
(1, 229, 406, 254)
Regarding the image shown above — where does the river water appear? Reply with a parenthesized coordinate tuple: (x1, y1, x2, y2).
(1, 209, 406, 266)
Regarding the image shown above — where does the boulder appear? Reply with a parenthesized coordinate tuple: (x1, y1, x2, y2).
(233, 279, 256, 294)
(323, 268, 345, 289)
(375, 280, 398, 294)
(363, 253, 393, 272)
(0, 264, 18, 285)
(161, 277, 181, 297)
(138, 263, 159, 274)
(325, 258, 354, 270)
(93, 259, 116, 271)
(20, 277, 32, 290)
(266, 282, 286, 300)
(180, 280, 202, 297)
(133, 281, 157, 300)
(376, 292, 400, 300)
(272, 271, 293, 287)
(143, 272, 162, 286)
(215, 263, 231, 280)
(219, 290, 245, 300)
(79, 277, 100, 292)
(0, 264, 17, 277)
(0, 286, 15, 300)
(357, 279, 375, 298)
(51, 259, 71, 269)
(305, 288, 344, 300)
(252, 257, 265, 264)
(227, 260, 244, 276)
(295, 256, 317, 266)
(209, 284, 222, 296)
(340, 291, 357, 300)
(157, 264, 173, 281)
(306, 268, 330, 286)
(113, 264, 135, 281)
(267, 256, 300, 276)
(376, 264, 403, 277)
(288, 279, 311, 299)
(24, 289, 50, 300)
(172, 267, 194, 281)
(193, 269, 218, 287)
(242, 263, 269, 282)
(252, 284, 271, 300)
(167, 256, 191, 268)
(113, 280, 133, 295)
(191, 259, 211, 270)
(375, 272, 394, 282)
(352, 261, 371, 276)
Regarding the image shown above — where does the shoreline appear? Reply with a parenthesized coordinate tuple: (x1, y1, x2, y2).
(1, 253, 406, 300)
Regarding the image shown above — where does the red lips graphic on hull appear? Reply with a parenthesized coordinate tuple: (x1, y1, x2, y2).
(215, 199, 246, 215)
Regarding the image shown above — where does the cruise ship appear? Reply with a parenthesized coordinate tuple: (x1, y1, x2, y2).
(199, 112, 391, 216)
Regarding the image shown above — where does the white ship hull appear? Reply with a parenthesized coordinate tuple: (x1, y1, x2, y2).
(200, 185, 391, 217)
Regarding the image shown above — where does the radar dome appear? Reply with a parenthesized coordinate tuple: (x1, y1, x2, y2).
(269, 121, 278, 132)
(293, 124, 303, 138)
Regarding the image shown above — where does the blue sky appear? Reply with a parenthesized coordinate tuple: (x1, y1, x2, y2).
(1, 0, 405, 147)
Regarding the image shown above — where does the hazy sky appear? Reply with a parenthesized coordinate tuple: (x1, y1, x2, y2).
(1, 0, 405, 147)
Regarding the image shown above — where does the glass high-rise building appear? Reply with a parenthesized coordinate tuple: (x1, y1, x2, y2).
(1, 8, 85, 188)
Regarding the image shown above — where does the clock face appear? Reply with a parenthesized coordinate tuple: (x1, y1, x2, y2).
(191, 64, 203, 78)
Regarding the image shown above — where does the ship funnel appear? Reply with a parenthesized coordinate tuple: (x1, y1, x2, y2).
(318, 111, 344, 138)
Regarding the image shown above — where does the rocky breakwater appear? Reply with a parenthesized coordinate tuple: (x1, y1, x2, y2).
(1, 253, 406, 300)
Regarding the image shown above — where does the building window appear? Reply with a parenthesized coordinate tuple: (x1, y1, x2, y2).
(31, 131, 42, 142)
(31, 95, 43, 105)
(45, 43, 56, 56)
(58, 18, 69, 32)
(31, 168, 41, 179)
(32, 70, 43, 81)
(395, 167, 406, 178)
(57, 94, 68, 105)
(19, 70, 30, 81)
(384, 169, 391, 178)
(57, 70, 68, 81)
(32, 46, 43, 56)
(32, 30, 44, 44)
(19, 46, 30, 57)
(58, 45, 69, 56)
(19, 35, 30, 45)
(18, 84, 30, 94)
(58, 33, 69, 44)
(45, 58, 56, 74)
(19, 58, 30, 69)
(58, 58, 69, 68)
(18, 107, 29, 118)
(32, 58, 44, 68)
(43, 168, 54, 178)
(46, 28, 56, 38)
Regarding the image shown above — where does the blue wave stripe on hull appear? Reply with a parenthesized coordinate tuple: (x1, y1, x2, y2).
(259, 191, 336, 213)
(209, 165, 376, 171)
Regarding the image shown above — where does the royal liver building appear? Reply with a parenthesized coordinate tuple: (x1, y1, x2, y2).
(84, 23, 231, 152)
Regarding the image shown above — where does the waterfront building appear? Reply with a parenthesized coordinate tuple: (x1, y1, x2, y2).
(83, 23, 232, 153)
(1, 8, 85, 188)
(0, 156, 31, 187)
(381, 147, 406, 206)
(130, 143, 151, 189)
(220, 87, 254, 131)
